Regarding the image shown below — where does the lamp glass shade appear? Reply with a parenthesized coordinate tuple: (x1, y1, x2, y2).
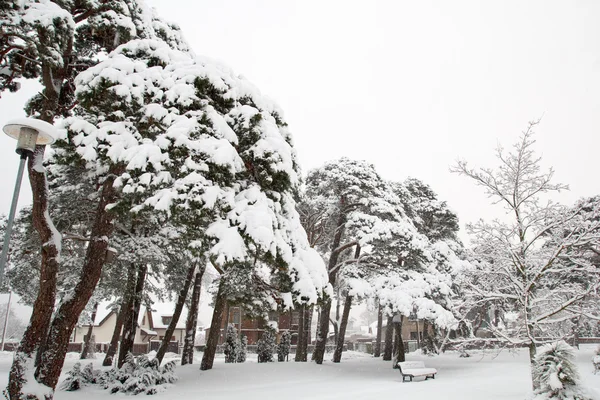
(2, 118, 57, 145)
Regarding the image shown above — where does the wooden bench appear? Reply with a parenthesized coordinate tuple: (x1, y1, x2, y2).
(397, 361, 437, 382)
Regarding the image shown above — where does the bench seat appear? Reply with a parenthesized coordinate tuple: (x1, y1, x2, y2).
(397, 361, 437, 382)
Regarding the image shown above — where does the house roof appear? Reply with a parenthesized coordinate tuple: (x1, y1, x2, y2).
(82, 300, 188, 330)
(142, 302, 188, 330)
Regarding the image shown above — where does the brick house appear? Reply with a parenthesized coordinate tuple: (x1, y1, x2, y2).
(208, 306, 307, 345)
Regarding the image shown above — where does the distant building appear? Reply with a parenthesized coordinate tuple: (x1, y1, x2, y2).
(206, 307, 306, 345)
(70, 301, 188, 354)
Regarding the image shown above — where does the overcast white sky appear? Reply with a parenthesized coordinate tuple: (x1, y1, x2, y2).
(1, 0, 599, 242)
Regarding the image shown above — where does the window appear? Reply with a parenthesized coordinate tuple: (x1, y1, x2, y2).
(291, 311, 299, 326)
(410, 332, 418, 340)
(232, 307, 241, 324)
(162, 316, 172, 326)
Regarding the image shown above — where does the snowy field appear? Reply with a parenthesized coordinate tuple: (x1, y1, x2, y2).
(1, 346, 599, 400)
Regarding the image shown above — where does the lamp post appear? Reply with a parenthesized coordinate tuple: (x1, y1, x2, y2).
(0, 118, 57, 288)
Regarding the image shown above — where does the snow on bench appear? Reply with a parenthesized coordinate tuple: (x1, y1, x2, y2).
(397, 361, 437, 382)
(593, 355, 600, 374)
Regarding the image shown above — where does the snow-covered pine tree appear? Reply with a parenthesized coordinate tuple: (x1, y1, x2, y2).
(304, 158, 425, 364)
(2, 1, 193, 397)
(532, 341, 592, 400)
(452, 122, 600, 389)
(237, 335, 247, 363)
(277, 330, 291, 362)
(257, 327, 276, 363)
(224, 325, 239, 363)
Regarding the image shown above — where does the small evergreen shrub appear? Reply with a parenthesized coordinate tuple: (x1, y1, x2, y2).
(60, 362, 99, 391)
(224, 325, 239, 363)
(277, 330, 291, 362)
(257, 329, 276, 363)
(532, 341, 592, 400)
(237, 335, 248, 363)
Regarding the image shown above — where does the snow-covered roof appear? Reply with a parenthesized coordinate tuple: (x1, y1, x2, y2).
(143, 302, 188, 330)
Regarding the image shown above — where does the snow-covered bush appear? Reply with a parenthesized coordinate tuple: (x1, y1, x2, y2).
(277, 330, 291, 362)
(224, 325, 239, 363)
(532, 341, 592, 400)
(60, 362, 99, 391)
(237, 335, 248, 363)
(104, 353, 178, 395)
(61, 353, 177, 395)
(257, 329, 276, 363)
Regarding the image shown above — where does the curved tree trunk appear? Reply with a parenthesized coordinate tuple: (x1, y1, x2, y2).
(7, 146, 61, 400)
(182, 266, 204, 365)
(80, 302, 99, 359)
(35, 171, 121, 393)
(118, 263, 147, 368)
(382, 315, 394, 361)
(156, 263, 196, 364)
(200, 280, 226, 371)
(332, 295, 352, 363)
(374, 304, 383, 357)
(312, 205, 348, 364)
(103, 263, 137, 367)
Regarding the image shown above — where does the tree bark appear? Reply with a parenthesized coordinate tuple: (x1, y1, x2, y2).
(182, 266, 204, 365)
(382, 315, 394, 361)
(200, 280, 226, 371)
(392, 317, 405, 368)
(332, 294, 352, 363)
(35, 169, 121, 393)
(7, 146, 61, 400)
(80, 302, 99, 359)
(103, 263, 137, 367)
(312, 198, 348, 364)
(155, 263, 196, 364)
(374, 304, 383, 357)
(295, 304, 306, 362)
(118, 263, 147, 368)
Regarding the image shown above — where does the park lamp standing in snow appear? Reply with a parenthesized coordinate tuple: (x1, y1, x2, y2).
(0, 118, 57, 289)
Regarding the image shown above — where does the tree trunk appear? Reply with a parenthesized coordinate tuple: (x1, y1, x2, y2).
(392, 317, 405, 368)
(7, 147, 61, 400)
(333, 295, 352, 363)
(295, 304, 306, 362)
(103, 263, 137, 367)
(35, 169, 121, 393)
(382, 315, 394, 361)
(312, 198, 349, 364)
(80, 302, 99, 359)
(313, 299, 332, 364)
(102, 303, 127, 367)
(155, 263, 196, 364)
(200, 280, 226, 371)
(374, 304, 383, 357)
(118, 263, 147, 368)
(182, 266, 204, 365)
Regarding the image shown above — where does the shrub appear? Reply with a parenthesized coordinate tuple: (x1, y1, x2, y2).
(277, 330, 291, 362)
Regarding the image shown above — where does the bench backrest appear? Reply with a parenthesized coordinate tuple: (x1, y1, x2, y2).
(398, 361, 426, 370)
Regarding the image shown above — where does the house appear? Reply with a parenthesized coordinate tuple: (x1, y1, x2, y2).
(70, 300, 188, 354)
(206, 307, 306, 346)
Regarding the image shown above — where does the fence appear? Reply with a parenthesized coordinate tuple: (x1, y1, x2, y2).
(66, 341, 180, 355)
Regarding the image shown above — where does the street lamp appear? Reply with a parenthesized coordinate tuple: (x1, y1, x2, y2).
(0, 118, 57, 288)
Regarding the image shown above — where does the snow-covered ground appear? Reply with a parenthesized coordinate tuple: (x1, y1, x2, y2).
(1, 346, 599, 399)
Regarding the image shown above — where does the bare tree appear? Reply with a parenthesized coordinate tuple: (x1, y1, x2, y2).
(452, 120, 600, 390)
